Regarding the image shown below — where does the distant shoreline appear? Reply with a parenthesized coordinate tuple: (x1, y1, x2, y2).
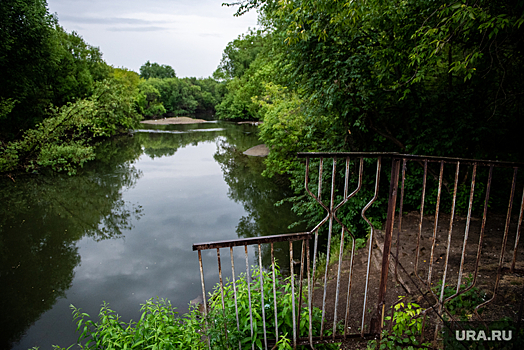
(140, 117, 206, 125)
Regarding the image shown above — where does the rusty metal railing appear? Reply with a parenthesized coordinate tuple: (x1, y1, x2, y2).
(193, 152, 524, 349)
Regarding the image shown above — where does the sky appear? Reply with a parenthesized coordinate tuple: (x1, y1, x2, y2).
(46, 0, 259, 78)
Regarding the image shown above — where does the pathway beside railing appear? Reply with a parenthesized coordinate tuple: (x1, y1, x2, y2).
(193, 152, 524, 349)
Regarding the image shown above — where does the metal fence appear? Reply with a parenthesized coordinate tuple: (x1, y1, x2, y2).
(192, 152, 524, 349)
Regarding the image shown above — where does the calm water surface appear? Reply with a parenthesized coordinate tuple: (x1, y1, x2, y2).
(1, 121, 302, 350)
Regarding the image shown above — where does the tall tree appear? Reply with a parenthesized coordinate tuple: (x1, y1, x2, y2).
(139, 61, 176, 79)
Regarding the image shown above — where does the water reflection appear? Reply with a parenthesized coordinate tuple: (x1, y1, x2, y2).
(1, 121, 302, 349)
(214, 139, 305, 271)
(0, 136, 143, 348)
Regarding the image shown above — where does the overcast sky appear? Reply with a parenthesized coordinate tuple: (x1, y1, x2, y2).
(46, 0, 259, 78)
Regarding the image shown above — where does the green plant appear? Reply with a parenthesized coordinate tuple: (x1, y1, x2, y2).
(432, 274, 485, 320)
(367, 299, 431, 350)
(71, 297, 206, 350)
(63, 265, 337, 350)
(206, 264, 338, 349)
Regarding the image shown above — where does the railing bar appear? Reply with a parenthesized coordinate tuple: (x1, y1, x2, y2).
(193, 232, 313, 251)
(344, 158, 363, 338)
(297, 239, 306, 337)
(475, 167, 518, 316)
(511, 186, 524, 272)
(414, 160, 427, 284)
(361, 157, 381, 336)
(320, 157, 337, 338)
(494, 168, 518, 290)
(333, 226, 345, 339)
(245, 244, 254, 350)
(333, 157, 350, 339)
(310, 229, 319, 323)
(344, 239, 356, 338)
(318, 157, 324, 201)
(258, 244, 268, 350)
(306, 238, 314, 348)
(198, 250, 211, 350)
(230, 247, 241, 350)
(290, 240, 297, 349)
(296, 152, 524, 167)
(395, 159, 407, 282)
(271, 243, 279, 344)
(427, 161, 444, 287)
(375, 158, 400, 335)
(216, 248, 228, 344)
(217, 249, 226, 311)
(456, 164, 477, 291)
(438, 162, 460, 312)
(469, 166, 493, 295)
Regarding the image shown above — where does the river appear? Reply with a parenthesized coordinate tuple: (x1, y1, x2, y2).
(0, 121, 303, 350)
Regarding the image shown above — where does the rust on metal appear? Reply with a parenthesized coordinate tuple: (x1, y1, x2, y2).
(230, 247, 241, 350)
(439, 162, 460, 310)
(193, 232, 312, 251)
(414, 160, 428, 285)
(290, 240, 297, 349)
(245, 244, 254, 350)
(453, 163, 477, 299)
(427, 161, 444, 287)
(476, 168, 518, 315)
(395, 158, 407, 283)
(258, 244, 268, 350)
(361, 157, 382, 336)
(374, 157, 400, 334)
(192, 152, 522, 348)
(271, 243, 279, 344)
(511, 186, 524, 272)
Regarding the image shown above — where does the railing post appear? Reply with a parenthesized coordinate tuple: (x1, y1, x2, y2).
(372, 158, 400, 334)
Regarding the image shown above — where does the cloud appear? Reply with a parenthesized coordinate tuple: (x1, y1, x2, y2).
(199, 33, 221, 38)
(58, 15, 159, 25)
(107, 26, 168, 32)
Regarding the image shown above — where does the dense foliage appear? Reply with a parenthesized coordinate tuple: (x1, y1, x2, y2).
(0, 0, 141, 175)
(216, 0, 524, 230)
(0, 1, 225, 176)
(137, 75, 223, 118)
(60, 266, 336, 350)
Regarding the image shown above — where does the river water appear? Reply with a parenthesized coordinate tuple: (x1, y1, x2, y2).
(1, 121, 303, 350)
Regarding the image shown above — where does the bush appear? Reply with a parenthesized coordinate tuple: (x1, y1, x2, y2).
(0, 79, 140, 175)
(62, 265, 338, 350)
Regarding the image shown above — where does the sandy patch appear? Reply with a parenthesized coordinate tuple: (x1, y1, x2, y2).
(140, 117, 206, 125)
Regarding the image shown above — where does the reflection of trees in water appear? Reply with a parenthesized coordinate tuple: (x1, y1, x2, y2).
(135, 121, 254, 159)
(0, 135, 143, 348)
(213, 138, 306, 272)
(135, 130, 222, 159)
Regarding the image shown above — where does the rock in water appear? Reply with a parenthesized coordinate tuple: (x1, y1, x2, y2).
(243, 144, 269, 157)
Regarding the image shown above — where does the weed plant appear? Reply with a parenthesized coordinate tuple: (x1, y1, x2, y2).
(367, 299, 431, 350)
(51, 265, 337, 350)
(432, 274, 485, 320)
(206, 265, 337, 349)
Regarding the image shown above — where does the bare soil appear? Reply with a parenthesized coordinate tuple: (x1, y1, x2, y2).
(312, 212, 524, 349)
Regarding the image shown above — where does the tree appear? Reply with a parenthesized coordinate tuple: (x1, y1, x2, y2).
(0, 0, 57, 138)
(139, 61, 176, 79)
(213, 29, 266, 81)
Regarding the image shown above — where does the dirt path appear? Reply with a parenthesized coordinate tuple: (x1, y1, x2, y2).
(312, 212, 523, 349)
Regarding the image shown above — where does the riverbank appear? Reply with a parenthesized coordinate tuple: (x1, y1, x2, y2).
(140, 117, 206, 125)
